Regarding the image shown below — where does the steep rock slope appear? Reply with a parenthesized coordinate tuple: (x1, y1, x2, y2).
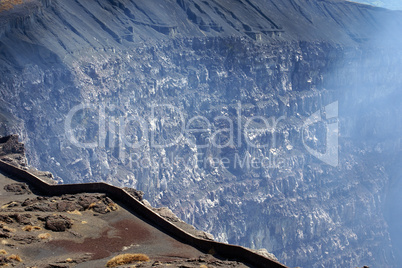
(0, 0, 402, 267)
(352, 0, 402, 10)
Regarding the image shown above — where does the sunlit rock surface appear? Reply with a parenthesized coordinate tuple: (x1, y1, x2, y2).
(353, 0, 402, 10)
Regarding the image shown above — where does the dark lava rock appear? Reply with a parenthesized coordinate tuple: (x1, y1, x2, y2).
(0, 201, 21, 209)
(77, 194, 117, 214)
(89, 198, 118, 214)
(45, 215, 73, 232)
(0, 215, 13, 223)
(25, 202, 57, 212)
(123, 187, 144, 201)
(21, 196, 48, 206)
(4, 183, 31, 195)
(9, 213, 32, 225)
(61, 194, 77, 201)
(134, 254, 248, 267)
(77, 195, 99, 210)
(0, 231, 11, 238)
(45, 264, 69, 268)
(56, 201, 81, 212)
(0, 135, 24, 156)
(13, 234, 39, 244)
(90, 202, 110, 214)
(0, 255, 10, 265)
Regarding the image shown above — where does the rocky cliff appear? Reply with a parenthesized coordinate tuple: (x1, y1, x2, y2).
(0, 0, 402, 267)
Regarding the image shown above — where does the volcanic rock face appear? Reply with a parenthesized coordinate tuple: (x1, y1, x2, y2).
(0, 0, 402, 267)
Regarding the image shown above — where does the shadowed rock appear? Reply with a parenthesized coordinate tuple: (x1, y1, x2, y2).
(44, 215, 73, 232)
(4, 183, 31, 195)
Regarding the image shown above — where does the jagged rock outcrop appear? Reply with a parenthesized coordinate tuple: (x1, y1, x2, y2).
(0, 0, 402, 267)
